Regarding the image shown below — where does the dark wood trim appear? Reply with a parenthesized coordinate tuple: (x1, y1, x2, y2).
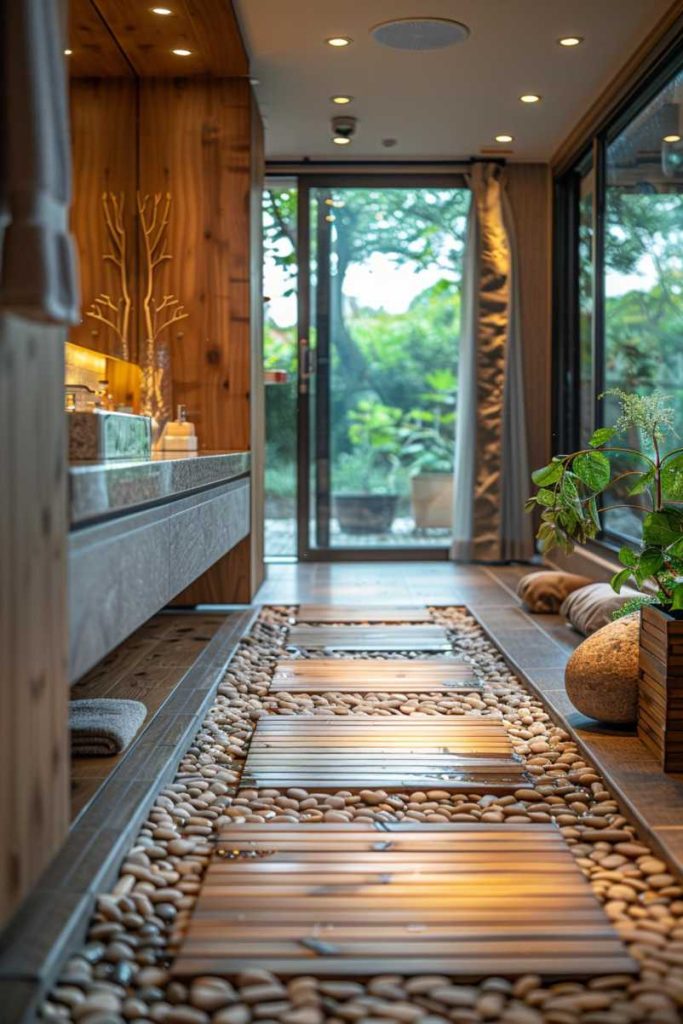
(552, 1, 683, 174)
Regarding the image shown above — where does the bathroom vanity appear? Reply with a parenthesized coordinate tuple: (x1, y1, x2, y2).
(68, 451, 250, 681)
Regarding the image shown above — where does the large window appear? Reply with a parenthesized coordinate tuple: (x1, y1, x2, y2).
(559, 53, 683, 544)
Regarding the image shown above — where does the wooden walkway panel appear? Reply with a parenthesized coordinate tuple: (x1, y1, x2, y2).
(286, 625, 452, 651)
(241, 715, 526, 791)
(292, 605, 432, 624)
(271, 657, 482, 693)
(172, 823, 636, 979)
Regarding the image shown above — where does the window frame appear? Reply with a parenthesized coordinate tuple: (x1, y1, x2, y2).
(553, 39, 683, 551)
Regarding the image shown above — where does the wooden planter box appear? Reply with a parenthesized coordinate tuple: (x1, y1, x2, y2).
(638, 604, 683, 771)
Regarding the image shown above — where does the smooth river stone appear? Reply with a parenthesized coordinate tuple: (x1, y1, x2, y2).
(565, 614, 639, 724)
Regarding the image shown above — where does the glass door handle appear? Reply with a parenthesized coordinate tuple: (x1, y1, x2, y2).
(299, 338, 316, 394)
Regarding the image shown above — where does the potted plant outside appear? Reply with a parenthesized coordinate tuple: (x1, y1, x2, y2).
(333, 398, 403, 535)
(400, 370, 456, 530)
(526, 389, 683, 769)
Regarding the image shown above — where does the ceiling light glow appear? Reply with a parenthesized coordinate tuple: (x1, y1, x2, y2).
(327, 36, 352, 47)
(64, 48, 73, 55)
(331, 95, 353, 104)
(495, 134, 513, 143)
(558, 36, 583, 47)
(152, 6, 173, 13)
(172, 48, 192, 56)
(663, 133, 681, 143)
(520, 94, 541, 104)
(333, 136, 351, 145)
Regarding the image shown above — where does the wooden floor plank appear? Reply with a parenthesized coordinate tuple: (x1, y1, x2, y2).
(242, 715, 525, 792)
(293, 605, 433, 624)
(271, 657, 483, 693)
(172, 823, 636, 979)
(286, 625, 452, 651)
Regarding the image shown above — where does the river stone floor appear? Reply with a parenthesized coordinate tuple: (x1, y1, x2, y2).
(40, 607, 683, 1024)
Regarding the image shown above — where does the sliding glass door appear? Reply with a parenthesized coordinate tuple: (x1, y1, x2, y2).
(296, 177, 469, 559)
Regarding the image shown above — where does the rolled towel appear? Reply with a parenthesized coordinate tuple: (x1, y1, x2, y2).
(70, 698, 147, 757)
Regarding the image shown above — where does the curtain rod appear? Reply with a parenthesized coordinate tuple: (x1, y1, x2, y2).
(266, 158, 505, 176)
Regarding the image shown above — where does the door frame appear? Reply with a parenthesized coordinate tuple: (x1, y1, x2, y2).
(291, 172, 465, 562)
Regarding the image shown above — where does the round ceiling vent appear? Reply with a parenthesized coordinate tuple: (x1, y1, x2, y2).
(371, 17, 470, 51)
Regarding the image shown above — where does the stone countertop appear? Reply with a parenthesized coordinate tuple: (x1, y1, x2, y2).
(69, 450, 250, 527)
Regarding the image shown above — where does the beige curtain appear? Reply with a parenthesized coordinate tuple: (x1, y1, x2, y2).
(451, 163, 533, 562)
(0, 0, 79, 324)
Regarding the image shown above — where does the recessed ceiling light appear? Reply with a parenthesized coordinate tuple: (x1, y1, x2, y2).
(64, 48, 72, 55)
(663, 133, 681, 143)
(331, 95, 353, 105)
(333, 136, 351, 145)
(495, 134, 514, 143)
(326, 36, 352, 47)
(520, 94, 541, 104)
(172, 48, 192, 56)
(152, 6, 173, 13)
(558, 36, 583, 47)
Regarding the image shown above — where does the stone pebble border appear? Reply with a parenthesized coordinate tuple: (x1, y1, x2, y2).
(39, 606, 683, 1024)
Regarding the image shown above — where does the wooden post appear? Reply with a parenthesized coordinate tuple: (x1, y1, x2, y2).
(0, 314, 69, 926)
(638, 604, 683, 771)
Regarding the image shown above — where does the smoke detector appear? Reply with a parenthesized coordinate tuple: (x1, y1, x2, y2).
(371, 18, 469, 51)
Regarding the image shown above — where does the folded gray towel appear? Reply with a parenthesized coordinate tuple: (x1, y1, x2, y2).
(70, 698, 147, 757)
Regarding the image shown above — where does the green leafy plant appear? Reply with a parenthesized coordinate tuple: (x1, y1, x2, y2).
(338, 398, 404, 494)
(400, 369, 456, 474)
(527, 389, 683, 611)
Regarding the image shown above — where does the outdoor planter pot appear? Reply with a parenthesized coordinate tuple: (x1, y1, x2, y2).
(333, 494, 398, 535)
(411, 472, 453, 530)
(638, 604, 683, 771)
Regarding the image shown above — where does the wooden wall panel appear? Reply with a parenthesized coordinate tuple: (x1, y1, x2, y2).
(69, 78, 139, 360)
(138, 79, 263, 602)
(138, 77, 252, 449)
(0, 315, 69, 927)
(506, 164, 552, 477)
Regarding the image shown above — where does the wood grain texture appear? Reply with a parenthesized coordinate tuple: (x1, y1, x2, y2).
(79, 0, 248, 79)
(70, 612, 226, 819)
(505, 164, 552, 477)
(286, 624, 452, 651)
(68, 0, 133, 78)
(172, 823, 635, 978)
(139, 77, 251, 450)
(0, 315, 69, 927)
(270, 658, 481, 693)
(241, 715, 526, 792)
(151, 79, 264, 603)
(69, 78, 139, 360)
(294, 605, 432, 623)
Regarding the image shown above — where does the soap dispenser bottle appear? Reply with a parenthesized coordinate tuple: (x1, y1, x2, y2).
(162, 405, 198, 452)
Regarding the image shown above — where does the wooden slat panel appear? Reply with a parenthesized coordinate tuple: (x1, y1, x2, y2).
(287, 625, 452, 651)
(242, 715, 525, 792)
(172, 824, 635, 979)
(271, 658, 482, 693)
(293, 605, 432, 624)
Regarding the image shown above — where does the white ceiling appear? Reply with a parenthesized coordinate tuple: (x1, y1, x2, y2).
(233, 0, 673, 162)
